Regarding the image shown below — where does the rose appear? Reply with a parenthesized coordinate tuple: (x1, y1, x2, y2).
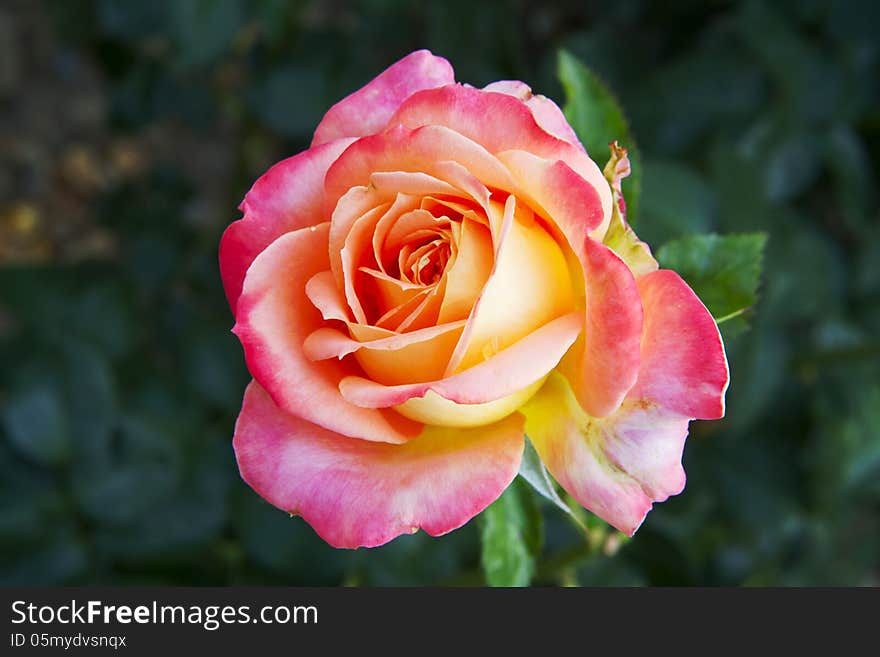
(220, 50, 729, 549)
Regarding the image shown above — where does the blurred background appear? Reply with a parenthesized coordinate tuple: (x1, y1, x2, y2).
(1, 0, 878, 586)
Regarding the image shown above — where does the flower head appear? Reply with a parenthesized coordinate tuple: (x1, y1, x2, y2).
(221, 50, 729, 548)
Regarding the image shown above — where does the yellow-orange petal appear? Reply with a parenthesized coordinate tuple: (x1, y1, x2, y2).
(394, 377, 546, 427)
(304, 321, 466, 385)
(232, 224, 420, 444)
(447, 195, 575, 373)
(438, 217, 493, 323)
(338, 311, 583, 412)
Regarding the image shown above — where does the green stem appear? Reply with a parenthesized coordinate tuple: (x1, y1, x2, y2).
(714, 306, 749, 324)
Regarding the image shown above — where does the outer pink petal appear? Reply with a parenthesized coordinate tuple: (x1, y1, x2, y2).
(522, 374, 690, 536)
(388, 84, 611, 222)
(323, 123, 514, 213)
(600, 402, 690, 503)
(628, 270, 730, 420)
(493, 149, 641, 418)
(558, 238, 643, 418)
(219, 138, 354, 312)
(522, 272, 728, 533)
(311, 50, 455, 147)
(232, 223, 421, 444)
(234, 381, 525, 549)
(339, 311, 583, 408)
(496, 149, 608, 244)
(482, 80, 583, 149)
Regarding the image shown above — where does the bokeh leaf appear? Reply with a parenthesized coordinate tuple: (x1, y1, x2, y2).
(637, 159, 716, 246)
(2, 380, 70, 468)
(247, 64, 330, 139)
(825, 124, 875, 233)
(169, 0, 243, 71)
(480, 479, 542, 586)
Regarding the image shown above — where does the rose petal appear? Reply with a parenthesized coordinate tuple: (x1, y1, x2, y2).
(557, 237, 643, 418)
(388, 84, 611, 221)
(384, 208, 451, 251)
(628, 270, 730, 420)
(358, 266, 424, 315)
(233, 223, 420, 444)
(392, 276, 446, 332)
(328, 174, 463, 299)
(323, 124, 514, 215)
(601, 403, 690, 503)
(495, 149, 609, 246)
(521, 272, 729, 533)
(329, 185, 391, 293)
(448, 196, 575, 373)
(522, 373, 690, 536)
(369, 170, 461, 196)
(220, 138, 354, 312)
(373, 286, 433, 331)
(337, 191, 455, 324)
(339, 310, 583, 408)
(304, 320, 466, 385)
(438, 217, 493, 324)
(311, 49, 455, 147)
(341, 201, 393, 323)
(305, 270, 351, 322)
(482, 80, 583, 148)
(234, 381, 525, 549)
(390, 84, 550, 153)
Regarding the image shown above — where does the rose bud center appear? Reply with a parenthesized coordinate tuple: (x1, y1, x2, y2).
(338, 186, 575, 427)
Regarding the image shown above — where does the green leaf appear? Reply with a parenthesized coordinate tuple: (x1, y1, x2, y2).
(656, 233, 768, 331)
(557, 49, 641, 223)
(764, 131, 823, 203)
(519, 437, 585, 531)
(479, 479, 542, 586)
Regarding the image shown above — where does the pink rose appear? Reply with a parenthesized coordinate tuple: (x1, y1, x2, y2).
(220, 50, 729, 548)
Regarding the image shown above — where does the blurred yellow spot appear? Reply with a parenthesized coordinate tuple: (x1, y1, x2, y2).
(61, 145, 105, 193)
(109, 139, 145, 177)
(8, 202, 38, 234)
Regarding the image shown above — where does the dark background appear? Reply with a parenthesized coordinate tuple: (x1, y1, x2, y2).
(1, 0, 877, 586)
